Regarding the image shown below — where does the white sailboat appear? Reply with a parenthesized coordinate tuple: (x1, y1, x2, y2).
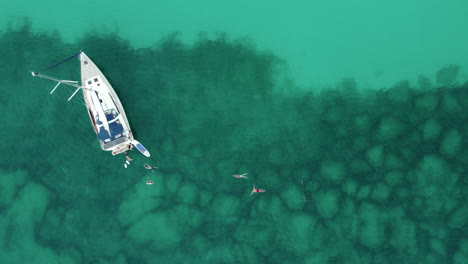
(31, 52, 150, 158)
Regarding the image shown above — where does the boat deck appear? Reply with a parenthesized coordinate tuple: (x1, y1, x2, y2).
(97, 113, 125, 142)
(80, 52, 134, 154)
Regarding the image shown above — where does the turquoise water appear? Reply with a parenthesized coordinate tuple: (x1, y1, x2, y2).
(2, 0, 468, 88)
(1, 2, 468, 263)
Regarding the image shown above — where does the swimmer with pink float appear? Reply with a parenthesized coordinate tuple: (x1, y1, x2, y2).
(250, 184, 266, 196)
(233, 173, 248, 179)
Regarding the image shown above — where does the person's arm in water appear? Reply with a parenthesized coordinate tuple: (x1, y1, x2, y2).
(250, 184, 256, 196)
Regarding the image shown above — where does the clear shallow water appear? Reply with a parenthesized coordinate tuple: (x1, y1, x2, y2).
(2, 0, 468, 88)
(0, 5, 467, 264)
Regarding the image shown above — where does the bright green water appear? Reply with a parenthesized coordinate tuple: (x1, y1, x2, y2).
(0, 2, 467, 264)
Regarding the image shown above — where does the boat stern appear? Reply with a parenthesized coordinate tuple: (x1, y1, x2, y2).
(111, 143, 132, 155)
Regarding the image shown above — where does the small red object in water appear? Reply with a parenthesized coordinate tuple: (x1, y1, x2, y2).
(146, 180, 154, 185)
(250, 184, 265, 196)
(233, 173, 248, 178)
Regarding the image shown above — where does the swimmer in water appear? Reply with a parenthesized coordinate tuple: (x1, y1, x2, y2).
(144, 163, 157, 170)
(233, 173, 248, 179)
(123, 153, 132, 168)
(125, 152, 133, 163)
(144, 163, 157, 184)
(146, 179, 155, 185)
(250, 184, 265, 196)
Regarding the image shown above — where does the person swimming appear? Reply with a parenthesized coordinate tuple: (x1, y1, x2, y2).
(144, 163, 157, 184)
(123, 152, 133, 168)
(146, 178, 155, 185)
(250, 184, 265, 196)
(233, 173, 248, 179)
(125, 152, 133, 162)
(144, 163, 157, 170)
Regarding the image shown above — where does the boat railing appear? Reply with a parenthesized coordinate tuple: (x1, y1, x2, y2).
(103, 137, 129, 150)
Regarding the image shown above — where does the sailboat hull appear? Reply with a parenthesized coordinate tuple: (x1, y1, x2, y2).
(80, 52, 134, 155)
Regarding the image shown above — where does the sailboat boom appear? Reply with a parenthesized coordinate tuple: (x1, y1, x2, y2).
(31, 71, 92, 91)
(31, 71, 95, 101)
